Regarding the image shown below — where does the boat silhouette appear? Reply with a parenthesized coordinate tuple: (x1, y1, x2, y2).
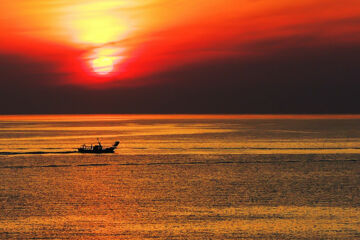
(78, 139, 120, 153)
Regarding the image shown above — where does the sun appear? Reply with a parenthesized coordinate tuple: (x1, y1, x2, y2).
(62, 1, 130, 77)
(89, 47, 124, 75)
(91, 56, 114, 75)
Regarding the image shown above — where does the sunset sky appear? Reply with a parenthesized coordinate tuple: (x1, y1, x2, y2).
(1, 0, 360, 114)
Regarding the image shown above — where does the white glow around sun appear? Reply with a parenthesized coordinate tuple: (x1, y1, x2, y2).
(90, 47, 124, 75)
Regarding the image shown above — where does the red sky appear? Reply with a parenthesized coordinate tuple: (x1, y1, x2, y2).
(1, 0, 360, 86)
(1, 0, 360, 113)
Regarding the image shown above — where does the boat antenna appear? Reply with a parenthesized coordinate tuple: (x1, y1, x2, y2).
(97, 138, 102, 147)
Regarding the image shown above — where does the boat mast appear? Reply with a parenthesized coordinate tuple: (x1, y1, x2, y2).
(97, 138, 102, 148)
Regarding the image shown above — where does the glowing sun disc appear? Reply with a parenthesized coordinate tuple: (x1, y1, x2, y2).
(91, 56, 114, 75)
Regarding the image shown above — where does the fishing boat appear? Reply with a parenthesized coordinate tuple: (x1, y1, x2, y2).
(78, 139, 120, 153)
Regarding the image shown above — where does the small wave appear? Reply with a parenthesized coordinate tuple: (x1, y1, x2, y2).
(1, 159, 359, 170)
(191, 147, 215, 149)
(190, 147, 360, 150)
(248, 147, 360, 150)
(0, 151, 77, 155)
(158, 148, 185, 150)
(2, 164, 72, 169)
(77, 163, 111, 167)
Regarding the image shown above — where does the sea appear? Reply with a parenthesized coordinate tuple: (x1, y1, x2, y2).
(0, 114, 359, 239)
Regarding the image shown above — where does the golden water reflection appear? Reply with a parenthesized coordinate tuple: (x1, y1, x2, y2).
(1, 115, 360, 239)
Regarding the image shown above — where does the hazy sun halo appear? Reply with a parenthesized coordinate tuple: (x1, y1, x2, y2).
(91, 56, 114, 75)
(62, 1, 132, 76)
(89, 47, 124, 75)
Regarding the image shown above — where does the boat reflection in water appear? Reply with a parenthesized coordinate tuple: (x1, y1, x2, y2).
(78, 139, 119, 153)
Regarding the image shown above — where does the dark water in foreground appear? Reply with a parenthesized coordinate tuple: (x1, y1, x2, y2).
(0, 115, 359, 239)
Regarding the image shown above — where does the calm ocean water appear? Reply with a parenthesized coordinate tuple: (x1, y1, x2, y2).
(0, 115, 359, 239)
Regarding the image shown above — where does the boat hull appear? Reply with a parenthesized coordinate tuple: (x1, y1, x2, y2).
(78, 148, 115, 153)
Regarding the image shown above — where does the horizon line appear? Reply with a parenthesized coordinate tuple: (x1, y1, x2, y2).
(1, 114, 360, 121)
